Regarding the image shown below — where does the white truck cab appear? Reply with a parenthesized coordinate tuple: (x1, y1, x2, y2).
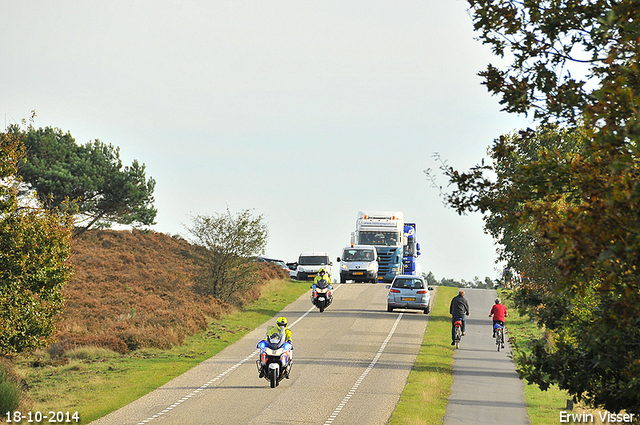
(351, 211, 406, 283)
(337, 245, 378, 283)
(295, 252, 332, 281)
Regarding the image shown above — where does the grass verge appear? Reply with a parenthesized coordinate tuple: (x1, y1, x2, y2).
(388, 286, 458, 425)
(389, 286, 583, 425)
(499, 289, 583, 425)
(12, 278, 310, 425)
(0, 361, 22, 413)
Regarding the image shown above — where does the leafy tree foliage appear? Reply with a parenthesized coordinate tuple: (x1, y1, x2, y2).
(11, 126, 157, 236)
(437, 0, 640, 414)
(469, 0, 640, 127)
(423, 271, 494, 289)
(423, 271, 438, 286)
(0, 130, 73, 355)
(186, 208, 268, 304)
(484, 277, 495, 288)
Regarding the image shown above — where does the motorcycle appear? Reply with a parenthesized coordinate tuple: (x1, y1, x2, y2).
(311, 277, 333, 312)
(256, 326, 293, 388)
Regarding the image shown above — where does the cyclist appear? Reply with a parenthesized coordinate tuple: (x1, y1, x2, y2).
(489, 298, 508, 338)
(449, 289, 470, 345)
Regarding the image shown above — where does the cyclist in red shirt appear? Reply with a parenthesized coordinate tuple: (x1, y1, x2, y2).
(489, 298, 508, 337)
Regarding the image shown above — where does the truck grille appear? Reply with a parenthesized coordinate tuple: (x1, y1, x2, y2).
(377, 251, 393, 274)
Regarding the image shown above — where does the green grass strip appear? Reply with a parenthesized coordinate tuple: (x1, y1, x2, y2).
(388, 286, 457, 425)
(389, 286, 576, 425)
(498, 289, 574, 425)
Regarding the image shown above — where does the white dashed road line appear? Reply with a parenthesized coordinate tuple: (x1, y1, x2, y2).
(324, 312, 404, 425)
(136, 284, 343, 425)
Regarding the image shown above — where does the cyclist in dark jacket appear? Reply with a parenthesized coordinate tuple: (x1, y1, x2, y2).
(450, 290, 470, 345)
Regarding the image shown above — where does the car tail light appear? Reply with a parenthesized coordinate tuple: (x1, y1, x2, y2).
(390, 289, 401, 293)
(416, 290, 427, 294)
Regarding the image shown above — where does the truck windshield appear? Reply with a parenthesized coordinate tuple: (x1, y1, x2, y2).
(359, 231, 399, 247)
(342, 249, 374, 261)
(404, 242, 417, 256)
(298, 256, 328, 265)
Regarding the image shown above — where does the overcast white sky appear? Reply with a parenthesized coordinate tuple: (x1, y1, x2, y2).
(2, 0, 531, 282)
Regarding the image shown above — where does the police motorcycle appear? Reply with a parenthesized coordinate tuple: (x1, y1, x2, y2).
(311, 273, 333, 313)
(256, 326, 293, 388)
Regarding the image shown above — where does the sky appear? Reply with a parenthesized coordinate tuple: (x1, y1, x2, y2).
(1, 0, 531, 282)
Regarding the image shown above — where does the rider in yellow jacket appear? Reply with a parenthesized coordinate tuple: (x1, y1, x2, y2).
(276, 316, 292, 343)
(258, 317, 292, 378)
(313, 267, 332, 286)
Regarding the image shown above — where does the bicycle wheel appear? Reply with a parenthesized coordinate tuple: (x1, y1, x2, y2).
(496, 329, 502, 351)
(455, 327, 461, 349)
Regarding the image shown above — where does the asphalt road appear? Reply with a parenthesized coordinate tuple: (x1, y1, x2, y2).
(443, 288, 530, 425)
(90, 283, 433, 425)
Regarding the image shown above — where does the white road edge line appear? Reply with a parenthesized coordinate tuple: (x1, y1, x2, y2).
(135, 284, 343, 425)
(324, 312, 404, 425)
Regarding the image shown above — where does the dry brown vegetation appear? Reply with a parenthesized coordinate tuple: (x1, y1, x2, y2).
(52, 229, 287, 354)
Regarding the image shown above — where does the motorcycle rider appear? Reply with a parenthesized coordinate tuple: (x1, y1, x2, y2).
(276, 317, 293, 379)
(313, 267, 332, 287)
(312, 268, 333, 304)
(258, 317, 292, 378)
(276, 316, 292, 343)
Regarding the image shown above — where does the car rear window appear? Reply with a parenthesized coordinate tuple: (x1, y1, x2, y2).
(393, 279, 424, 289)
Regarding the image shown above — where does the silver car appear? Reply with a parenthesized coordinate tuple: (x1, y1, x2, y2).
(386, 275, 433, 314)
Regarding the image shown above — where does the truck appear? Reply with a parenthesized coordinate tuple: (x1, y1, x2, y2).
(351, 211, 405, 283)
(337, 244, 378, 283)
(293, 252, 332, 281)
(402, 223, 421, 275)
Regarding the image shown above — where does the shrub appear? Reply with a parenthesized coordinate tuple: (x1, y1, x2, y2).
(186, 209, 268, 304)
(63, 346, 120, 360)
(0, 360, 22, 412)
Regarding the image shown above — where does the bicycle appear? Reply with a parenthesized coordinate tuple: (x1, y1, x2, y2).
(494, 323, 504, 351)
(453, 318, 463, 349)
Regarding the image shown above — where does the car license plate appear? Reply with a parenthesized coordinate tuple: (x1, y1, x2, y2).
(402, 297, 416, 301)
(353, 272, 363, 275)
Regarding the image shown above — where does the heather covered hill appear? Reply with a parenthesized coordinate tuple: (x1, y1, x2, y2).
(55, 229, 286, 354)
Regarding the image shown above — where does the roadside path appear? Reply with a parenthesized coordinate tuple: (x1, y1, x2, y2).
(443, 288, 530, 425)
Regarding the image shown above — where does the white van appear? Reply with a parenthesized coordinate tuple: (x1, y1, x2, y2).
(295, 252, 332, 281)
(337, 245, 378, 283)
